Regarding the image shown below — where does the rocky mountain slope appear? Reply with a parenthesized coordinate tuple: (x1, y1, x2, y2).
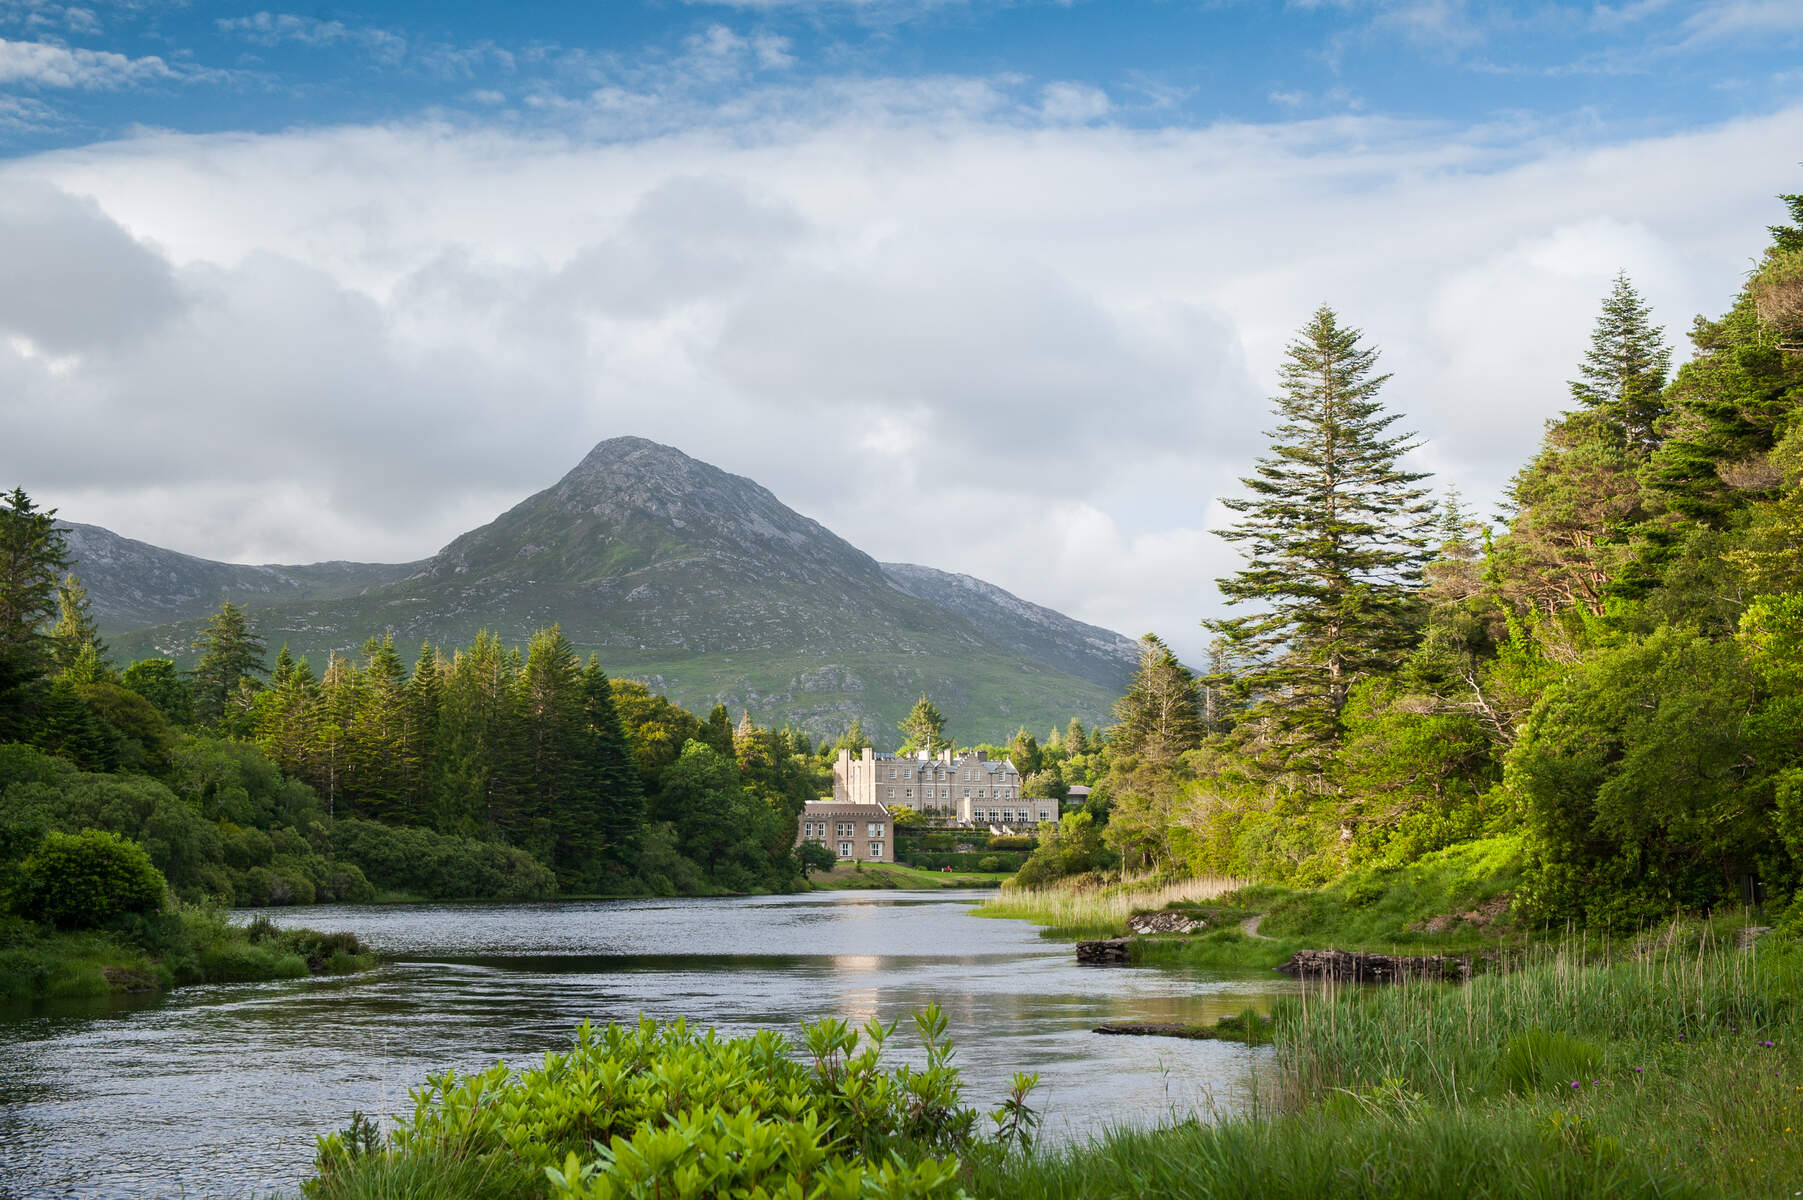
(81, 438, 1138, 745)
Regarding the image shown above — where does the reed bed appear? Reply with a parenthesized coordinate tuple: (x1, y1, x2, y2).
(975, 874, 1245, 939)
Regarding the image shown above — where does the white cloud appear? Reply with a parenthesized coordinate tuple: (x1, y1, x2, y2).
(2, 101, 1799, 662)
(1038, 81, 1109, 122)
(0, 37, 175, 87)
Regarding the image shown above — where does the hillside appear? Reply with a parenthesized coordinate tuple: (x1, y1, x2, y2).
(84, 438, 1138, 745)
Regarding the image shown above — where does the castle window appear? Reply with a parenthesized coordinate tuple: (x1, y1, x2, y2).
(868, 841, 884, 858)
(839, 842, 852, 857)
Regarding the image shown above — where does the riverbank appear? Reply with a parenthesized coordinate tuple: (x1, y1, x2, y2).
(294, 922, 1800, 1199)
(981, 837, 1521, 966)
(807, 861, 1012, 890)
(0, 907, 376, 1004)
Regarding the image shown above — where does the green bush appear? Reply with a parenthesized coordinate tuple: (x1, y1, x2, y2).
(305, 1006, 1031, 1200)
(14, 829, 167, 929)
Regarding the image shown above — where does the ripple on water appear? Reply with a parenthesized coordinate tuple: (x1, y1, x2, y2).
(0, 889, 1291, 1199)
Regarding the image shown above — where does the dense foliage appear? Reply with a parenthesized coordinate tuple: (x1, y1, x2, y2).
(14, 828, 166, 929)
(0, 496, 833, 912)
(305, 1006, 1038, 1200)
(1004, 187, 1803, 932)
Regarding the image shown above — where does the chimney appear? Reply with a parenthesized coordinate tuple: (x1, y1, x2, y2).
(976, 750, 988, 762)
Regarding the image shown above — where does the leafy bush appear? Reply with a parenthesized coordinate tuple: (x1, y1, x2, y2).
(14, 828, 166, 929)
(306, 1006, 1033, 1200)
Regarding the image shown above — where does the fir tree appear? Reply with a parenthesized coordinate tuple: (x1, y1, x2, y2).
(898, 696, 947, 755)
(703, 703, 734, 756)
(0, 488, 69, 727)
(1570, 273, 1672, 457)
(1208, 305, 1433, 767)
(1111, 634, 1204, 762)
(50, 574, 107, 675)
(580, 655, 645, 871)
(190, 601, 267, 726)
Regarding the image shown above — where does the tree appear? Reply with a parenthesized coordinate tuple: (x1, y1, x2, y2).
(1570, 273, 1672, 456)
(795, 839, 837, 878)
(50, 574, 107, 675)
(17, 828, 167, 929)
(703, 703, 735, 756)
(1208, 306, 1434, 768)
(120, 658, 195, 725)
(0, 487, 69, 726)
(1110, 634, 1204, 762)
(833, 717, 871, 754)
(898, 696, 948, 756)
(1008, 726, 1042, 776)
(190, 601, 267, 726)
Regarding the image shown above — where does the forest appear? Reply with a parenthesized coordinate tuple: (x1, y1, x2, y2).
(1012, 184, 1803, 934)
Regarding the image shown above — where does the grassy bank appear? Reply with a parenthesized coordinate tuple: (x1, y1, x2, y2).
(0, 907, 376, 1003)
(974, 873, 1244, 938)
(974, 926, 1800, 1199)
(294, 924, 1799, 1199)
(808, 862, 1013, 890)
(979, 837, 1523, 968)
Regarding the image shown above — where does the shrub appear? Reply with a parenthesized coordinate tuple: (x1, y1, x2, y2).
(977, 855, 1004, 873)
(14, 829, 167, 929)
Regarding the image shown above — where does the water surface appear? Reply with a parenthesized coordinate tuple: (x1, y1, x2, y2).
(0, 889, 1288, 1199)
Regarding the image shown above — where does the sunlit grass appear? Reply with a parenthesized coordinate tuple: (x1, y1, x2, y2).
(974, 874, 1245, 939)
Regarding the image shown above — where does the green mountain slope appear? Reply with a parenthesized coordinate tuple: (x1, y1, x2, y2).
(86, 438, 1138, 746)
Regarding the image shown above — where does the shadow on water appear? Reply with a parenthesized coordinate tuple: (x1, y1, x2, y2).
(0, 889, 1293, 1199)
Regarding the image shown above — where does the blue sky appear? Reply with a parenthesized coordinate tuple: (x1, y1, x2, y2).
(2, 2, 1801, 656)
(4, 1, 1800, 152)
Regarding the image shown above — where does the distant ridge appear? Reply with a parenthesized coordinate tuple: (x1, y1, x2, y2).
(76, 437, 1138, 746)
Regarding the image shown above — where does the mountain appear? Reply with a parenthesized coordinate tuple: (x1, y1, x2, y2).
(82, 437, 1139, 746)
(57, 522, 417, 630)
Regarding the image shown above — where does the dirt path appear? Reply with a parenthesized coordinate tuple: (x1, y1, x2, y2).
(1239, 914, 1272, 940)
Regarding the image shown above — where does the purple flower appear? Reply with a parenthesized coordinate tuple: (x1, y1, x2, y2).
(1634, 1067, 1644, 1073)
(1763, 1041, 1775, 1048)
(1571, 1081, 1581, 1089)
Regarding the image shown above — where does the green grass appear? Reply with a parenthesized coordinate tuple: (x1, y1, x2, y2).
(976, 874, 1246, 939)
(807, 862, 1011, 890)
(966, 924, 1800, 1200)
(0, 907, 376, 1004)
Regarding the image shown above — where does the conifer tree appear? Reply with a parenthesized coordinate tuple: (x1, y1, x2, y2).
(834, 717, 870, 753)
(703, 703, 734, 755)
(1208, 306, 1433, 767)
(1570, 273, 1671, 456)
(898, 696, 947, 755)
(1111, 634, 1204, 762)
(0, 488, 68, 723)
(580, 655, 645, 870)
(50, 574, 107, 675)
(191, 601, 267, 726)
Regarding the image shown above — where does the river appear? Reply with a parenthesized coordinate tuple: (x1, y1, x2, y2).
(0, 889, 1289, 1199)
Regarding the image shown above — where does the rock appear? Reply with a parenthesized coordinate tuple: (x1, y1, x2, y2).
(1093, 1022, 1212, 1039)
(1127, 911, 1206, 935)
(1076, 937, 1134, 965)
(1275, 948, 1469, 983)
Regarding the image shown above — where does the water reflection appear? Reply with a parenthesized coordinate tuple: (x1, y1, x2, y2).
(0, 889, 1290, 1199)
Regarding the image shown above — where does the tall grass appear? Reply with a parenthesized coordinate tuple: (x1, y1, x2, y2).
(976, 874, 1245, 939)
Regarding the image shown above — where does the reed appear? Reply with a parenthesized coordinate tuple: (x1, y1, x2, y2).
(974, 874, 1245, 939)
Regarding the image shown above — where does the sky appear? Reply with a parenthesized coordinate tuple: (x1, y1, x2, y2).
(1, 1, 1800, 663)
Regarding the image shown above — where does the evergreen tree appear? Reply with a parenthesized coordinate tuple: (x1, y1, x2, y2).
(1208, 305, 1433, 767)
(1064, 718, 1088, 755)
(580, 655, 646, 872)
(190, 601, 267, 726)
(352, 634, 412, 822)
(0, 487, 69, 730)
(1111, 634, 1205, 762)
(518, 626, 587, 874)
(833, 717, 871, 754)
(1570, 273, 1672, 456)
(120, 658, 194, 725)
(406, 643, 442, 825)
(50, 574, 107, 675)
(1008, 726, 1042, 776)
(703, 703, 735, 755)
(898, 695, 947, 755)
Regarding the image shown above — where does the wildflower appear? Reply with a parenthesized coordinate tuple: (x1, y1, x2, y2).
(1571, 1081, 1581, 1089)
(1764, 1041, 1776, 1048)
(1634, 1067, 1644, 1073)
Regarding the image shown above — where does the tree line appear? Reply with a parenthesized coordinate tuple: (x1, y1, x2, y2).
(1066, 184, 1803, 929)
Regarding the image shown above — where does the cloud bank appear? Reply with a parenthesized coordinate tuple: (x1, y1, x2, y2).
(2, 100, 1799, 661)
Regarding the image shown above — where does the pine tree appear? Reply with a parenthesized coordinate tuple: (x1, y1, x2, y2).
(406, 643, 442, 826)
(1064, 718, 1088, 755)
(703, 703, 734, 756)
(580, 655, 645, 871)
(898, 696, 947, 755)
(191, 601, 268, 726)
(352, 634, 412, 821)
(50, 574, 107, 675)
(834, 718, 870, 753)
(1208, 305, 1433, 767)
(0, 488, 69, 723)
(1110, 634, 1204, 762)
(1570, 273, 1672, 457)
